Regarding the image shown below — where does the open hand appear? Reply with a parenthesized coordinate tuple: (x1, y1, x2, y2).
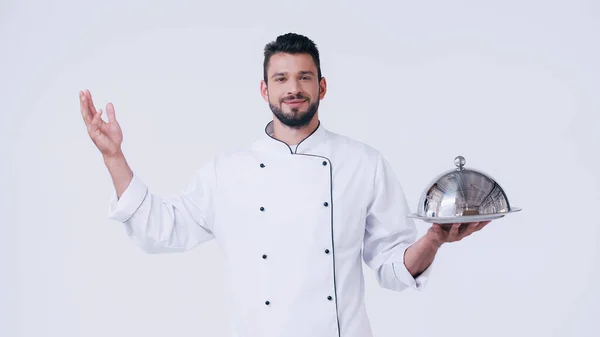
(79, 90, 123, 157)
(427, 221, 491, 248)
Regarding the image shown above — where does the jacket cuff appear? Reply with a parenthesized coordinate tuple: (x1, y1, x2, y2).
(107, 175, 148, 222)
(392, 246, 435, 291)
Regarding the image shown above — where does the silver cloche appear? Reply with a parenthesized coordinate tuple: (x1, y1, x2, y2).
(408, 156, 522, 224)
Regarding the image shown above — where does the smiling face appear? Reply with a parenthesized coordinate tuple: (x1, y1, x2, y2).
(261, 52, 327, 129)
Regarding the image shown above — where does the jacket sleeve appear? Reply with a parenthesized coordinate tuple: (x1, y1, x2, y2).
(362, 152, 434, 291)
(107, 160, 217, 254)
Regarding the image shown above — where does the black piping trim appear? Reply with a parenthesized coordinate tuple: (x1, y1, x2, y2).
(263, 120, 341, 337)
(294, 153, 341, 337)
(263, 120, 322, 155)
(293, 121, 321, 154)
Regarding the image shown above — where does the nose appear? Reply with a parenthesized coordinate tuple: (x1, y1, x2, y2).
(286, 78, 301, 95)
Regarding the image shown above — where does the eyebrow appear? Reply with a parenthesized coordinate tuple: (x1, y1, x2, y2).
(271, 70, 316, 79)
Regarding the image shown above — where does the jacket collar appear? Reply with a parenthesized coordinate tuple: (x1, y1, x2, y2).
(256, 120, 328, 155)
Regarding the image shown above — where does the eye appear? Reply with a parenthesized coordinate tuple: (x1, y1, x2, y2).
(301, 76, 311, 80)
(275, 77, 285, 82)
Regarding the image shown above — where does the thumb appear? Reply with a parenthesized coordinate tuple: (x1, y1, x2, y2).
(106, 102, 117, 124)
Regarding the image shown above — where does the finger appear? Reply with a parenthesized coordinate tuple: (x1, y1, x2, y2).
(80, 91, 92, 124)
(97, 109, 104, 123)
(88, 108, 99, 133)
(432, 223, 444, 235)
(448, 223, 461, 241)
(105, 102, 117, 124)
(457, 223, 469, 235)
(89, 108, 105, 133)
(458, 222, 480, 239)
(91, 108, 100, 124)
(85, 90, 99, 119)
(475, 221, 491, 231)
(437, 223, 451, 232)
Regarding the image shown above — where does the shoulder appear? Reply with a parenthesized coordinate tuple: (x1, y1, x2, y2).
(325, 128, 383, 161)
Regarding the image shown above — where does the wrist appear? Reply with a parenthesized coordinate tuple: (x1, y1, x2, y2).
(423, 230, 443, 250)
(103, 150, 125, 164)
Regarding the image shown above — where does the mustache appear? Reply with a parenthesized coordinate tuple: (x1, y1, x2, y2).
(280, 93, 308, 103)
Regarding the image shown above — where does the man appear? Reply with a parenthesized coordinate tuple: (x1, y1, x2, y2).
(79, 33, 489, 337)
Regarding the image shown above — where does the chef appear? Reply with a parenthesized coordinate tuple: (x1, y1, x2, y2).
(79, 32, 491, 337)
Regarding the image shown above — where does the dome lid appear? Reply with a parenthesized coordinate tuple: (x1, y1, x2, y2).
(408, 156, 521, 224)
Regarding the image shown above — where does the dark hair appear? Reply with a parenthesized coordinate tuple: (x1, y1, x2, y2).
(263, 33, 322, 83)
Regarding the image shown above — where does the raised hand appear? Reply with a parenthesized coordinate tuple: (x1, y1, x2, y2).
(79, 90, 123, 158)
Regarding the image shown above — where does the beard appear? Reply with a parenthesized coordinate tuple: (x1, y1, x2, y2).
(269, 94, 319, 129)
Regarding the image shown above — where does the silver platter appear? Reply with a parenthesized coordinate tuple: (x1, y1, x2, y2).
(408, 207, 522, 224)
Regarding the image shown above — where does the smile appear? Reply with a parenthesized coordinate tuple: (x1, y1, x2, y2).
(283, 100, 306, 107)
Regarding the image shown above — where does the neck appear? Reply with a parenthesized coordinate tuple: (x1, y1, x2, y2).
(272, 115, 319, 145)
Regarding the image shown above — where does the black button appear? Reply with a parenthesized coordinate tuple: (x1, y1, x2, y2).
(260, 207, 265, 211)
(325, 249, 330, 254)
(323, 202, 329, 207)
(262, 254, 267, 259)
(327, 296, 333, 301)
(260, 163, 265, 168)
(265, 301, 270, 305)
(322, 161, 327, 166)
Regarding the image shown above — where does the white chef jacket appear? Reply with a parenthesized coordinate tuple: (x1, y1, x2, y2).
(108, 120, 433, 337)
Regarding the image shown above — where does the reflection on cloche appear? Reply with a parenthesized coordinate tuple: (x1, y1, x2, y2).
(408, 156, 521, 224)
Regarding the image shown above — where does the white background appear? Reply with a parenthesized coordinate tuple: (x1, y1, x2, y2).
(2, 0, 599, 336)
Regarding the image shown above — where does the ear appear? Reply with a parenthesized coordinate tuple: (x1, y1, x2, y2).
(260, 80, 269, 102)
(318, 77, 327, 100)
